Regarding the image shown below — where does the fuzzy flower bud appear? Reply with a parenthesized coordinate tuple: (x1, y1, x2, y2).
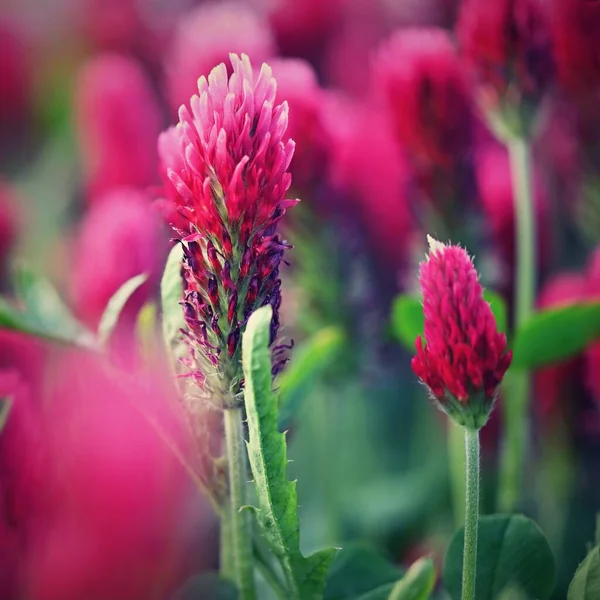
(457, 0, 553, 138)
(411, 237, 512, 429)
(159, 53, 296, 408)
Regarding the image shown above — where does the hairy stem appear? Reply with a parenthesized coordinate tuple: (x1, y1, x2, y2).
(224, 407, 256, 600)
(462, 428, 480, 600)
(220, 512, 235, 580)
(499, 135, 535, 512)
(449, 422, 466, 527)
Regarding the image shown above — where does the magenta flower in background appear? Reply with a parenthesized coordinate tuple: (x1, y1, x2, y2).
(70, 187, 165, 330)
(0, 19, 31, 128)
(412, 237, 512, 428)
(165, 2, 276, 113)
(323, 3, 386, 97)
(270, 58, 327, 190)
(159, 53, 296, 407)
(456, 0, 553, 131)
(0, 370, 42, 598)
(21, 351, 208, 600)
(550, 0, 600, 99)
(251, 0, 344, 60)
(371, 28, 473, 203)
(550, 0, 600, 170)
(0, 182, 19, 279)
(325, 96, 413, 272)
(74, 54, 162, 202)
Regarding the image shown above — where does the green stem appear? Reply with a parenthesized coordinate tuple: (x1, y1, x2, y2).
(220, 513, 235, 580)
(224, 407, 256, 600)
(253, 538, 288, 599)
(499, 135, 535, 512)
(462, 428, 480, 600)
(449, 422, 466, 527)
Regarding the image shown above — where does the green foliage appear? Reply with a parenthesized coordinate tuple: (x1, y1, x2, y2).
(512, 302, 600, 369)
(0, 263, 96, 348)
(242, 306, 336, 600)
(484, 290, 508, 337)
(567, 546, 600, 600)
(323, 545, 405, 600)
(391, 291, 507, 353)
(136, 302, 158, 359)
(160, 244, 186, 369)
(391, 295, 423, 352)
(387, 558, 435, 600)
(169, 573, 239, 600)
(97, 273, 147, 346)
(277, 325, 345, 430)
(444, 514, 555, 600)
(0, 398, 12, 434)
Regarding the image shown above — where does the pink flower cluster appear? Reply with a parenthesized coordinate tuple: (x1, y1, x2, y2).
(159, 53, 296, 403)
(412, 238, 512, 426)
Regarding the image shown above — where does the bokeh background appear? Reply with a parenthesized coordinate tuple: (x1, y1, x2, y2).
(1, 0, 600, 598)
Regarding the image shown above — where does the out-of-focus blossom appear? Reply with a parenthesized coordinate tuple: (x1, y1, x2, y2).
(165, 2, 276, 112)
(550, 0, 600, 98)
(22, 351, 207, 600)
(0, 329, 44, 397)
(0, 370, 42, 598)
(160, 54, 296, 407)
(475, 144, 550, 285)
(456, 0, 553, 135)
(70, 188, 165, 329)
(0, 20, 31, 128)
(0, 182, 19, 280)
(371, 28, 474, 215)
(252, 0, 345, 60)
(412, 237, 512, 428)
(76, 0, 188, 63)
(270, 58, 327, 190)
(382, 0, 457, 27)
(373, 28, 471, 172)
(323, 1, 387, 97)
(74, 54, 162, 202)
(325, 95, 413, 273)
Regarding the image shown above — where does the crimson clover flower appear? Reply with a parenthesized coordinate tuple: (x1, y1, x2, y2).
(411, 237, 512, 429)
(159, 53, 296, 408)
(457, 0, 553, 138)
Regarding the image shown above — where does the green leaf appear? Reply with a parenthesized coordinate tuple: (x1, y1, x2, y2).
(169, 573, 239, 600)
(483, 290, 508, 335)
(391, 295, 423, 352)
(1, 265, 96, 348)
(136, 302, 158, 359)
(567, 546, 600, 600)
(512, 303, 600, 369)
(324, 545, 404, 600)
(388, 557, 435, 600)
(277, 326, 345, 430)
(160, 244, 186, 369)
(242, 306, 336, 600)
(444, 514, 556, 600)
(97, 273, 148, 346)
(0, 398, 12, 434)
